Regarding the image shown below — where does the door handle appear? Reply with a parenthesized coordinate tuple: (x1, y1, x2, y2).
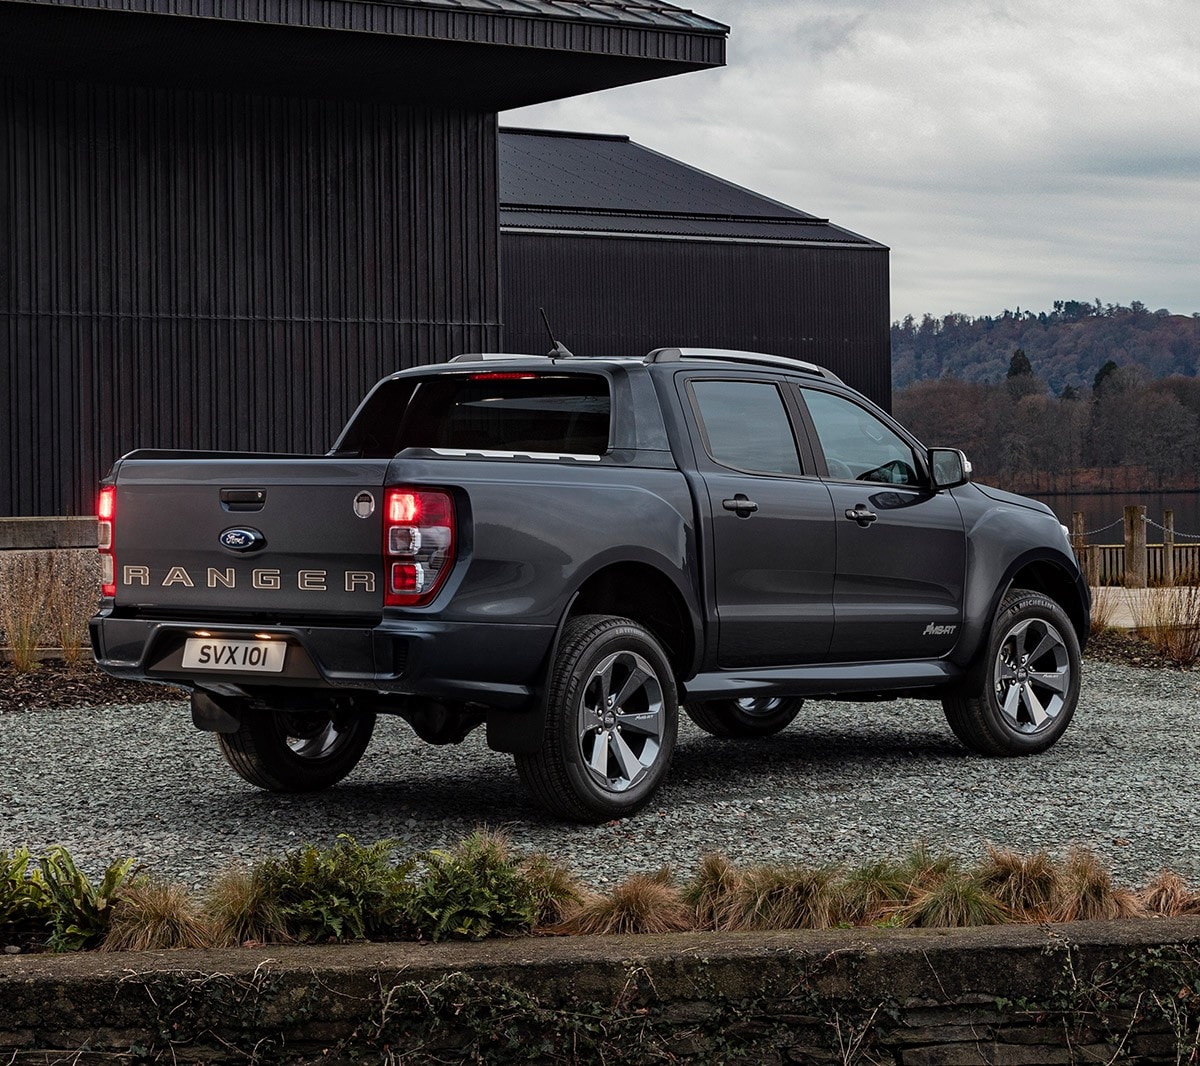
(844, 505, 877, 527)
(722, 494, 759, 518)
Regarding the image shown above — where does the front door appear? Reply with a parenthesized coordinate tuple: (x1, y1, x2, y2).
(797, 387, 966, 661)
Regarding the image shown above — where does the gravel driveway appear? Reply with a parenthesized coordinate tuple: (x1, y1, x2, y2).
(3, 661, 1198, 890)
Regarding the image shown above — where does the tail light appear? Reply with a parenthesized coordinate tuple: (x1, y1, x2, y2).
(98, 486, 116, 597)
(383, 488, 455, 606)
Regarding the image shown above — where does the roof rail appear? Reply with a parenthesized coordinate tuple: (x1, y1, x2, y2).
(643, 347, 842, 383)
(448, 352, 552, 363)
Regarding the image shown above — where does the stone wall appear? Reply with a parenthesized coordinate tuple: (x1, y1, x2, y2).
(0, 518, 96, 551)
(3, 920, 1200, 1063)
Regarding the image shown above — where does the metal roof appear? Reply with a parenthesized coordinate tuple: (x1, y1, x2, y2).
(499, 128, 883, 247)
(395, 1, 727, 32)
(0, 0, 726, 108)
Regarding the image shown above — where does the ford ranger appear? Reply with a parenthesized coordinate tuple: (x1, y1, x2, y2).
(90, 347, 1090, 821)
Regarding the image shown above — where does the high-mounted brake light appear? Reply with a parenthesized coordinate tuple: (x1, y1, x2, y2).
(97, 487, 116, 597)
(468, 372, 537, 381)
(383, 488, 455, 607)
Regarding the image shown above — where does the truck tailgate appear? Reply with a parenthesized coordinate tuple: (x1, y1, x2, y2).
(110, 458, 392, 618)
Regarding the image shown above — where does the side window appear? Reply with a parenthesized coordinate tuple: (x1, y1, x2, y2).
(690, 380, 802, 476)
(801, 389, 923, 486)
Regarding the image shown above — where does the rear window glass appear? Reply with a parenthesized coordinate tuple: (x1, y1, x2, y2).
(690, 379, 802, 476)
(342, 373, 611, 458)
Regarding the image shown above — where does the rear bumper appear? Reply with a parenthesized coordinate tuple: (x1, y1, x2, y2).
(89, 611, 555, 709)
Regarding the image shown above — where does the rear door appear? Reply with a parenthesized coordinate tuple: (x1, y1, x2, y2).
(795, 386, 966, 661)
(683, 375, 835, 668)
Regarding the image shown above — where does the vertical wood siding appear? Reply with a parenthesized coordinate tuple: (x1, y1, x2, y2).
(500, 234, 891, 409)
(1, 77, 500, 516)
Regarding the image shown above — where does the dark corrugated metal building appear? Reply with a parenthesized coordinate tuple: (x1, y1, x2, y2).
(1, 0, 727, 515)
(499, 128, 890, 406)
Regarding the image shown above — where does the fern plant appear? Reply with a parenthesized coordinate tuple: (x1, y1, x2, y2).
(254, 835, 412, 942)
(1, 847, 47, 926)
(406, 830, 536, 941)
(38, 846, 136, 952)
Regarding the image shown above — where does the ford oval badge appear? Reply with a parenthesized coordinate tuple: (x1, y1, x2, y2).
(219, 527, 266, 553)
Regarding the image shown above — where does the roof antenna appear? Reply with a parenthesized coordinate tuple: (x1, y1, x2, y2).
(539, 307, 575, 359)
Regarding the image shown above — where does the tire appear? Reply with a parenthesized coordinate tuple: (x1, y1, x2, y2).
(685, 696, 804, 738)
(943, 590, 1081, 756)
(515, 614, 678, 822)
(218, 706, 376, 792)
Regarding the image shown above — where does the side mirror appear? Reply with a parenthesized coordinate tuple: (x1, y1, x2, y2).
(929, 448, 972, 489)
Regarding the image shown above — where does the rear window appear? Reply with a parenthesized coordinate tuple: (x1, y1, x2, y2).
(340, 373, 611, 458)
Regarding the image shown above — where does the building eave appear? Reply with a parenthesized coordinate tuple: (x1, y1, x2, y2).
(0, 0, 727, 107)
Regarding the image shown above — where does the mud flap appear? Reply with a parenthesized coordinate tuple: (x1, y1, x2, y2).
(191, 690, 243, 733)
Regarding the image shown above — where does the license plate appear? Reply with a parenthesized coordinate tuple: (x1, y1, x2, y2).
(181, 638, 287, 673)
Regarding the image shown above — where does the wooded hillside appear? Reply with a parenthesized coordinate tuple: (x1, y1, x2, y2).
(893, 365, 1200, 486)
(891, 300, 1200, 392)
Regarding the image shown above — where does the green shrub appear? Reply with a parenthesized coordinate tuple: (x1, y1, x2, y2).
(1, 846, 47, 926)
(253, 835, 412, 943)
(406, 830, 536, 941)
(38, 846, 136, 952)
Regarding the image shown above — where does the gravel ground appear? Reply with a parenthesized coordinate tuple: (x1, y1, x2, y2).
(2, 661, 1199, 890)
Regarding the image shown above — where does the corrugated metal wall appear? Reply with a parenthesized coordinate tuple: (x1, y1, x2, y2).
(1, 77, 500, 516)
(501, 234, 891, 409)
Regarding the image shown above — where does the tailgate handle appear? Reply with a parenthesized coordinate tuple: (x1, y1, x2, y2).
(220, 489, 266, 512)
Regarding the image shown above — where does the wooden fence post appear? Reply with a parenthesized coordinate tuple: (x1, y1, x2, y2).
(1070, 512, 1085, 559)
(1071, 512, 1098, 587)
(1124, 505, 1147, 589)
(1163, 509, 1175, 587)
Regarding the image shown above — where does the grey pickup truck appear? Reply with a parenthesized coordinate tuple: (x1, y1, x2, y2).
(91, 347, 1089, 821)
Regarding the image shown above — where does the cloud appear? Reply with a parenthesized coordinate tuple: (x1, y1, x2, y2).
(504, 0, 1200, 319)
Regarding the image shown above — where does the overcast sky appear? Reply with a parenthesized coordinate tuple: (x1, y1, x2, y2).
(503, 0, 1200, 323)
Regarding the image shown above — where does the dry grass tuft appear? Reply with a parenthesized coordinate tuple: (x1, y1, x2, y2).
(976, 847, 1061, 921)
(896, 842, 960, 892)
(683, 853, 744, 930)
(518, 853, 586, 928)
(558, 870, 694, 936)
(898, 869, 1010, 928)
(725, 864, 846, 931)
(1133, 583, 1200, 666)
(102, 877, 215, 952)
(0, 552, 54, 671)
(203, 866, 289, 946)
(1138, 869, 1200, 917)
(0, 550, 101, 670)
(1052, 848, 1146, 922)
(47, 551, 102, 665)
(1088, 585, 1122, 637)
(841, 858, 913, 925)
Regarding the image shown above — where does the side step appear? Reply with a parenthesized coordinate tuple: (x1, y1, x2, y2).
(683, 660, 962, 702)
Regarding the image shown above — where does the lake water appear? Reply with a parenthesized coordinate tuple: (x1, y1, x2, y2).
(1019, 489, 1200, 545)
